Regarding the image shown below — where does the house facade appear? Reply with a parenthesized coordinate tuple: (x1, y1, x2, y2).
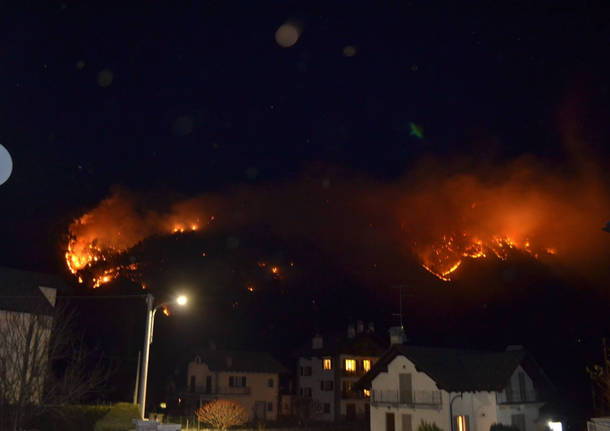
(184, 350, 288, 422)
(0, 266, 61, 405)
(358, 345, 550, 431)
(296, 321, 387, 422)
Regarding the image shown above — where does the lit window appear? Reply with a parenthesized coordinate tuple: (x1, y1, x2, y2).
(363, 389, 371, 398)
(363, 359, 371, 372)
(345, 359, 356, 372)
(457, 416, 469, 431)
(323, 358, 332, 370)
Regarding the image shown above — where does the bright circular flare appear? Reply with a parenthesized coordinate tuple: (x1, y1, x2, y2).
(275, 23, 300, 48)
(0, 144, 13, 186)
(176, 295, 188, 306)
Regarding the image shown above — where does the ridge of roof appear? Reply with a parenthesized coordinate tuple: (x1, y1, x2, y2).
(193, 349, 289, 374)
(357, 344, 530, 392)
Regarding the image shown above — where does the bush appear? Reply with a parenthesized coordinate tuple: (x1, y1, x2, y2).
(490, 424, 521, 431)
(418, 421, 444, 431)
(94, 402, 140, 431)
(28, 405, 111, 431)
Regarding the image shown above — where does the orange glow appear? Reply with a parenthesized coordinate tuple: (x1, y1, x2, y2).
(162, 306, 170, 316)
(247, 285, 255, 292)
(271, 266, 279, 274)
(418, 233, 557, 282)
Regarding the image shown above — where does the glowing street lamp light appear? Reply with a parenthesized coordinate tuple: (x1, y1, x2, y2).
(138, 293, 188, 419)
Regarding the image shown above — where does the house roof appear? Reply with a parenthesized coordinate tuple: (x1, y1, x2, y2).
(297, 331, 388, 358)
(194, 349, 289, 374)
(0, 266, 67, 315)
(357, 344, 546, 393)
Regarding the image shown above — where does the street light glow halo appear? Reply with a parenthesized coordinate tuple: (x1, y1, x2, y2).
(176, 295, 188, 306)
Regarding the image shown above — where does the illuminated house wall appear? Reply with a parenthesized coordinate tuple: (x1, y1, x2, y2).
(360, 345, 549, 431)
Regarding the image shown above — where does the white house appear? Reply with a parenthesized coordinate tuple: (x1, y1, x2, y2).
(0, 266, 61, 404)
(184, 349, 288, 422)
(357, 344, 551, 431)
(296, 321, 387, 422)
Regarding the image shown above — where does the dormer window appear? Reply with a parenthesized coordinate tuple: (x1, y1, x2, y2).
(194, 356, 201, 364)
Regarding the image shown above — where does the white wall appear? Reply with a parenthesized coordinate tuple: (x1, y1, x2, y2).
(371, 355, 449, 431)
(495, 366, 544, 431)
(370, 355, 501, 431)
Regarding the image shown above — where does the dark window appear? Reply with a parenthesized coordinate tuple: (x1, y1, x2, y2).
(229, 376, 234, 387)
(242, 376, 247, 387)
(299, 366, 303, 376)
(322, 380, 333, 391)
(304, 366, 312, 376)
(386, 412, 395, 431)
(511, 414, 525, 431)
(324, 403, 330, 413)
(190, 375, 196, 392)
(268, 378, 274, 388)
(304, 387, 312, 397)
(299, 387, 303, 396)
(206, 376, 212, 393)
(267, 402, 273, 412)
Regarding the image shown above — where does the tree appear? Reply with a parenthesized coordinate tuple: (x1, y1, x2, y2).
(0, 302, 111, 431)
(417, 421, 443, 431)
(196, 399, 248, 431)
(586, 337, 610, 415)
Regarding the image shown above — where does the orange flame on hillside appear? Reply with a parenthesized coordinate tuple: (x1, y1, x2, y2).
(65, 191, 211, 287)
(417, 233, 557, 281)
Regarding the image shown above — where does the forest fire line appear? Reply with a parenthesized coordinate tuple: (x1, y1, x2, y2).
(416, 233, 558, 281)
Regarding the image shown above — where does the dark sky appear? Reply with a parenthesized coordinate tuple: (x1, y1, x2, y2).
(0, 1, 609, 420)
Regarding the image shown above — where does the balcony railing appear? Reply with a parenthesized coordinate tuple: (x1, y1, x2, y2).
(496, 389, 539, 404)
(372, 390, 442, 407)
(342, 390, 365, 399)
(191, 385, 250, 395)
(342, 368, 369, 377)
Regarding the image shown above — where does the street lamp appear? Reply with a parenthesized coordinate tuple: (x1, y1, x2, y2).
(138, 293, 188, 419)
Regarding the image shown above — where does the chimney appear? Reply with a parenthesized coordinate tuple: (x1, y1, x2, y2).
(347, 324, 356, 339)
(367, 322, 375, 333)
(357, 320, 364, 334)
(389, 326, 406, 345)
(312, 334, 323, 350)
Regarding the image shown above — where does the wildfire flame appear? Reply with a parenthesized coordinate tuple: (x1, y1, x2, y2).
(417, 233, 557, 282)
(64, 191, 212, 287)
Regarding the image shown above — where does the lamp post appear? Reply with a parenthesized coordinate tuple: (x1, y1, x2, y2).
(449, 393, 463, 431)
(138, 293, 188, 419)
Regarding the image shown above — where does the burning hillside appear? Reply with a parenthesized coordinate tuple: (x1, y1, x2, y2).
(65, 190, 213, 287)
(63, 160, 610, 288)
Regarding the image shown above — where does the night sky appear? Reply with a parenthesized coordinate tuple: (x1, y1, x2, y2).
(0, 1, 609, 424)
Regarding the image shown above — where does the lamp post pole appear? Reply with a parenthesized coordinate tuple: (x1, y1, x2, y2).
(138, 293, 154, 419)
(449, 393, 463, 431)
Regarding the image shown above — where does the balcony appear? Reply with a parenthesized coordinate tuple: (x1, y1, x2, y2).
(191, 385, 250, 395)
(342, 368, 368, 377)
(496, 389, 540, 404)
(371, 390, 442, 407)
(342, 390, 365, 399)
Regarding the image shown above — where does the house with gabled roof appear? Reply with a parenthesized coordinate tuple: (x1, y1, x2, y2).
(183, 349, 288, 422)
(357, 344, 552, 431)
